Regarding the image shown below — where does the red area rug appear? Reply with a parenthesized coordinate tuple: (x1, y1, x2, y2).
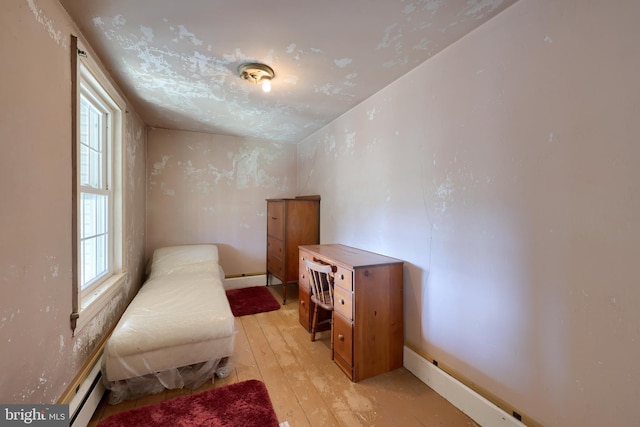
(98, 379, 279, 427)
(225, 286, 281, 317)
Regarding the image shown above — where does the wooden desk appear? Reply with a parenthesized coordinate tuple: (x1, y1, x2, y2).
(298, 244, 404, 382)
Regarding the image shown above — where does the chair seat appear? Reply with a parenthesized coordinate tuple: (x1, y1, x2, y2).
(311, 291, 334, 312)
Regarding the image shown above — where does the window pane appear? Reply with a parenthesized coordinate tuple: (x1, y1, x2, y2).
(81, 236, 109, 289)
(79, 94, 105, 190)
(89, 107, 101, 151)
(80, 100, 89, 145)
(81, 238, 94, 287)
(96, 195, 107, 234)
(81, 193, 108, 238)
(80, 193, 92, 238)
(96, 234, 107, 276)
(80, 144, 89, 186)
(80, 192, 109, 289)
(89, 149, 101, 188)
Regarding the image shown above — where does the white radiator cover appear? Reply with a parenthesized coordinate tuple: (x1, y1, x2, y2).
(224, 274, 275, 290)
(69, 354, 105, 427)
(403, 347, 528, 427)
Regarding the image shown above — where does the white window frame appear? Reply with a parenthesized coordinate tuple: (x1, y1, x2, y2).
(75, 44, 126, 333)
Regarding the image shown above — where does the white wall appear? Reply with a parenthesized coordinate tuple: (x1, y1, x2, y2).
(297, 0, 640, 425)
(146, 128, 297, 275)
(0, 0, 147, 404)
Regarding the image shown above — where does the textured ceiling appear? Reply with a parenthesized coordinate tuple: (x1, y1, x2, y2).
(59, 0, 517, 144)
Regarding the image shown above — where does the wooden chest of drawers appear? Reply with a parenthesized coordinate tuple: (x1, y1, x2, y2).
(298, 244, 404, 382)
(266, 197, 320, 304)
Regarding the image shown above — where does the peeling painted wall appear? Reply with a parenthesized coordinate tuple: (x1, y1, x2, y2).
(146, 129, 297, 275)
(298, 0, 640, 425)
(0, 0, 146, 404)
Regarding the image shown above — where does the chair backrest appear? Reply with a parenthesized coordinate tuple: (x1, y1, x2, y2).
(304, 259, 334, 306)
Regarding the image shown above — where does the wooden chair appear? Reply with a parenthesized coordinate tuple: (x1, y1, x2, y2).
(304, 259, 335, 350)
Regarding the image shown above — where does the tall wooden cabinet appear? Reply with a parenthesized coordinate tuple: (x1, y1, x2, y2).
(298, 244, 404, 382)
(266, 196, 320, 304)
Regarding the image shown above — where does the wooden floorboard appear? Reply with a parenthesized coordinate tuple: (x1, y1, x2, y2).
(89, 284, 479, 427)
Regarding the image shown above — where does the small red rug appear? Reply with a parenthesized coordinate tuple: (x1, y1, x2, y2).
(225, 286, 281, 317)
(98, 379, 279, 427)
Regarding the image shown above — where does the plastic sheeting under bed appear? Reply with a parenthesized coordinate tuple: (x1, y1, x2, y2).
(102, 245, 236, 404)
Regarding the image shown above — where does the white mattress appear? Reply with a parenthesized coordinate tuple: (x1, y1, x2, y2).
(104, 245, 235, 382)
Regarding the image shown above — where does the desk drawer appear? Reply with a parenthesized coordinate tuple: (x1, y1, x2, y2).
(298, 250, 311, 291)
(334, 266, 353, 291)
(298, 261, 309, 291)
(334, 286, 352, 320)
(333, 313, 353, 369)
(298, 286, 311, 331)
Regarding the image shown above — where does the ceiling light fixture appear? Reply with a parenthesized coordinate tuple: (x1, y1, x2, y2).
(238, 62, 275, 93)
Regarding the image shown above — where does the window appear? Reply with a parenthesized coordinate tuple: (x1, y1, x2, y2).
(79, 79, 111, 292)
(72, 40, 126, 333)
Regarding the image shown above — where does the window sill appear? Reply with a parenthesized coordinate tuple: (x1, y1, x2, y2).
(75, 272, 126, 334)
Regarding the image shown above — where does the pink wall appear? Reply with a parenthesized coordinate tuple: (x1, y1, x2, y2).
(298, 0, 640, 425)
(4, 0, 639, 424)
(146, 128, 297, 275)
(0, 1, 147, 404)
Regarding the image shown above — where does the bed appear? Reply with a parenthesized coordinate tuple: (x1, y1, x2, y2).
(102, 244, 236, 403)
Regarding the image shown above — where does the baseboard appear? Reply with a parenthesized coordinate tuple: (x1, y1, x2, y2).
(403, 347, 527, 427)
(224, 274, 268, 290)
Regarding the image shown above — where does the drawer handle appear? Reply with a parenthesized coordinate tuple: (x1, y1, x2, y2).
(338, 334, 344, 341)
(339, 298, 345, 305)
(271, 217, 278, 220)
(339, 274, 344, 280)
(300, 301, 305, 306)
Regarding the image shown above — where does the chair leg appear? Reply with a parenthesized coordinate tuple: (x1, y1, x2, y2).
(310, 305, 319, 342)
(282, 283, 287, 305)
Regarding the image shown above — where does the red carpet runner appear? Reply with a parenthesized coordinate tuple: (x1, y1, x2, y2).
(225, 286, 281, 317)
(98, 379, 279, 427)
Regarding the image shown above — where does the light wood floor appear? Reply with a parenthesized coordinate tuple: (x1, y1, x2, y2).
(89, 285, 479, 427)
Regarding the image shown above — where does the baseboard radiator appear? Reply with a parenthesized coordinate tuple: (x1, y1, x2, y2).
(59, 336, 110, 427)
(68, 353, 105, 427)
(224, 273, 270, 290)
(404, 346, 530, 427)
